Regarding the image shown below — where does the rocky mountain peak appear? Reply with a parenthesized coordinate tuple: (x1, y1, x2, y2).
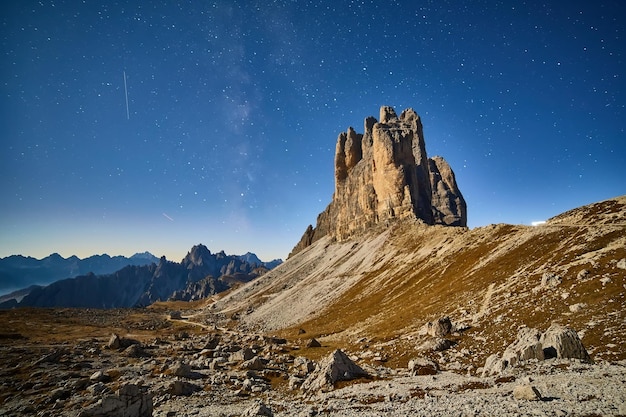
(184, 244, 212, 267)
(290, 106, 466, 257)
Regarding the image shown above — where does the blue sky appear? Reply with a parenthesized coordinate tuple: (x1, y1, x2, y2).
(1, 0, 624, 262)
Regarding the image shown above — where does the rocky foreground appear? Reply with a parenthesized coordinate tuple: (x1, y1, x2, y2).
(1, 307, 625, 417)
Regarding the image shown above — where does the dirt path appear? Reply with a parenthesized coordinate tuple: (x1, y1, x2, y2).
(473, 282, 495, 323)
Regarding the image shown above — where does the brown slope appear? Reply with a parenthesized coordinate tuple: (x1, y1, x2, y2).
(213, 196, 626, 370)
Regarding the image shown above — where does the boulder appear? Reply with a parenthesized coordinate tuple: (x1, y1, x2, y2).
(240, 356, 265, 371)
(169, 380, 200, 396)
(107, 333, 121, 350)
(541, 272, 562, 287)
(418, 337, 455, 352)
(242, 401, 273, 417)
(540, 323, 591, 362)
(424, 317, 453, 337)
(293, 356, 316, 376)
(123, 344, 147, 358)
(513, 384, 542, 401)
(568, 303, 586, 313)
(89, 370, 111, 383)
(482, 324, 591, 375)
(78, 384, 152, 417)
(171, 361, 193, 378)
(306, 338, 321, 348)
(408, 357, 439, 376)
(230, 348, 255, 362)
(501, 328, 545, 366)
(301, 349, 368, 392)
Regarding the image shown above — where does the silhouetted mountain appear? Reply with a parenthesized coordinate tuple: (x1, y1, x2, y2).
(0, 252, 159, 295)
(1, 245, 277, 308)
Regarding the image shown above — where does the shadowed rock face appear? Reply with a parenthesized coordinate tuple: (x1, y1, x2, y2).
(290, 106, 466, 257)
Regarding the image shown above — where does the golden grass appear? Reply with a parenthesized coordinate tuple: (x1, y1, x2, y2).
(275, 206, 626, 368)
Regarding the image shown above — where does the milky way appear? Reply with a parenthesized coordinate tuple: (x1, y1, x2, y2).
(1, 1, 624, 261)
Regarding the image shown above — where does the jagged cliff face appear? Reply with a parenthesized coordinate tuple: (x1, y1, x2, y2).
(290, 106, 466, 256)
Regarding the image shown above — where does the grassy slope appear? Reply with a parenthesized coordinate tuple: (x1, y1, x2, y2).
(267, 196, 626, 369)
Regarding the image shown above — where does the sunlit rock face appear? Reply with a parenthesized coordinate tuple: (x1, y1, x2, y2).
(290, 106, 466, 257)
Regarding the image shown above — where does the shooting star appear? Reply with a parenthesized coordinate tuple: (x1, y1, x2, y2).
(123, 71, 130, 120)
(162, 213, 174, 222)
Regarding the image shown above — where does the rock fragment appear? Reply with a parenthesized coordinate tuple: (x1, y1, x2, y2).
(408, 357, 439, 376)
(306, 338, 321, 348)
(169, 380, 200, 396)
(301, 349, 368, 392)
(243, 401, 273, 417)
(513, 384, 542, 401)
(78, 384, 152, 417)
(541, 272, 562, 287)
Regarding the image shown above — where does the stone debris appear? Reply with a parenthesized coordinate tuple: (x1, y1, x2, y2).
(2, 323, 625, 417)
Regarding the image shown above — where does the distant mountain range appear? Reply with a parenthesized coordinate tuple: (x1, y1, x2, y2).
(0, 246, 282, 308)
(0, 251, 160, 295)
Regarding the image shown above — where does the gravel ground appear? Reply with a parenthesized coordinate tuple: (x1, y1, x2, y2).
(154, 359, 626, 417)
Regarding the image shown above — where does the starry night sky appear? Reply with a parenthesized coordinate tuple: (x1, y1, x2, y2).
(1, 1, 624, 262)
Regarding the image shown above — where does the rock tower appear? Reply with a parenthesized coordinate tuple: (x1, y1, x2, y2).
(290, 106, 466, 256)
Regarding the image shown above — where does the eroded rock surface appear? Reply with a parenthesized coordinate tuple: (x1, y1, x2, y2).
(290, 106, 466, 256)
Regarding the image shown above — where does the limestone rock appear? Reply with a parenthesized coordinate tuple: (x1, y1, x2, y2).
(429, 156, 467, 226)
(78, 384, 152, 417)
(408, 357, 439, 376)
(482, 328, 544, 376)
(290, 106, 466, 257)
(107, 333, 121, 349)
(243, 401, 273, 417)
(306, 338, 321, 348)
(541, 272, 562, 287)
(419, 337, 455, 352)
(422, 316, 453, 337)
(483, 324, 591, 375)
(171, 361, 193, 378)
(569, 302, 587, 313)
(513, 384, 542, 401)
(301, 349, 368, 392)
(169, 380, 200, 396)
(230, 347, 255, 362)
(502, 328, 545, 366)
(540, 323, 591, 362)
(240, 356, 265, 371)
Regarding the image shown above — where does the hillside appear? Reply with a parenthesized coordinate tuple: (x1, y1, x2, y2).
(212, 195, 626, 369)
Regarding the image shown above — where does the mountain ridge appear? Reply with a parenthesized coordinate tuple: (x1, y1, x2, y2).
(0, 251, 160, 296)
(0, 245, 282, 308)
